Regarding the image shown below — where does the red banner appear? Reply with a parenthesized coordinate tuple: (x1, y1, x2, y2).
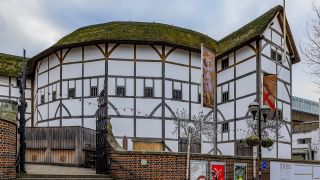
(263, 74, 277, 111)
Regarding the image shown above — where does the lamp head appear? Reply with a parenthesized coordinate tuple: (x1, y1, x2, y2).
(248, 102, 259, 118)
(261, 105, 271, 122)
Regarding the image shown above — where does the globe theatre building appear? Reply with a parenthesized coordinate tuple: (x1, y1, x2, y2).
(1, 6, 300, 159)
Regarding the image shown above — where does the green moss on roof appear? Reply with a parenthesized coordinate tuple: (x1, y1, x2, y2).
(0, 53, 26, 77)
(55, 21, 218, 52)
(218, 5, 281, 54)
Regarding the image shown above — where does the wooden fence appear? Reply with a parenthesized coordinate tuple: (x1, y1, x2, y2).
(25, 126, 96, 166)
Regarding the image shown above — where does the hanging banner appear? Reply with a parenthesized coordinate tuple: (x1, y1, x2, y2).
(201, 44, 216, 108)
(234, 163, 247, 180)
(190, 160, 207, 180)
(210, 161, 226, 180)
(263, 73, 277, 111)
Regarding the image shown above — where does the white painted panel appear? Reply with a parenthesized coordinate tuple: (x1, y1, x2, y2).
(110, 118, 134, 137)
(63, 99, 82, 116)
(83, 79, 90, 97)
(282, 103, 291, 122)
(48, 120, 60, 127)
(236, 74, 256, 98)
(217, 67, 233, 84)
(229, 52, 235, 65)
(0, 76, 9, 85)
(37, 122, 48, 127)
(262, 145, 277, 158)
(62, 118, 82, 126)
(84, 45, 104, 60)
(191, 85, 198, 102)
(278, 81, 290, 103)
(218, 142, 234, 155)
(278, 143, 291, 159)
(49, 66, 60, 83)
(263, 28, 272, 41)
(165, 63, 189, 81)
(261, 57, 276, 74)
(272, 31, 282, 47)
(108, 78, 115, 96)
(38, 58, 48, 74)
(235, 120, 249, 139)
(165, 120, 178, 139)
(37, 104, 48, 120)
(109, 97, 134, 116)
(109, 44, 134, 59)
(218, 102, 234, 120)
(83, 98, 99, 116)
(229, 83, 234, 100)
(108, 61, 134, 76)
(48, 54, 60, 69)
(84, 60, 104, 77)
(48, 101, 59, 119)
(136, 62, 161, 77)
(166, 48, 189, 65)
(202, 142, 215, 154)
(165, 80, 172, 98)
(165, 140, 178, 152)
(126, 79, 134, 96)
(236, 95, 256, 118)
(136, 119, 162, 138)
(84, 118, 96, 130)
(191, 103, 211, 117)
(278, 68, 290, 83)
(0, 86, 9, 96)
(37, 72, 47, 87)
(236, 58, 256, 77)
(165, 100, 189, 118)
(217, 86, 221, 103)
(64, 47, 82, 63)
(154, 80, 162, 97)
(236, 46, 255, 63)
(191, 52, 201, 67)
(136, 45, 161, 60)
(136, 98, 161, 116)
(62, 64, 82, 79)
(217, 58, 222, 72)
(136, 79, 143, 97)
(191, 68, 201, 83)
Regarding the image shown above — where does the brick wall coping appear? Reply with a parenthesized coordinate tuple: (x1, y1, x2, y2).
(0, 99, 18, 125)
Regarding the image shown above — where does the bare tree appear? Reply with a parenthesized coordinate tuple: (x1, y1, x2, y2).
(172, 108, 216, 149)
(302, 3, 320, 87)
(246, 113, 286, 139)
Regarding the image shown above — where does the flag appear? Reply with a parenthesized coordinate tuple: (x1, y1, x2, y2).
(263, 74, 277, 111)
(201, 44, 216, 108)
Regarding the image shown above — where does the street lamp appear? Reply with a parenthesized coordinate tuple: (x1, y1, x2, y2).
(248, 101, 270, 180)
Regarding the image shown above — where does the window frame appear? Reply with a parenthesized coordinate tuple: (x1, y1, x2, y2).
(52, 91, 57, 101)
(221, 57, 229, 70)
(144, 87, 154, 98)
(40, 94, 45, 104)
(68, 88, 75, 99)
(116, 86, 126, 97)
(90, 86, 98, 97)
(222, 122, 229, 133)
(222, 91, 229, 103)
(172, 89, 182, 100)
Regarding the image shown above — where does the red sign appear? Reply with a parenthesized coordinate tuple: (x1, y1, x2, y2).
(210, 163, 225, 180)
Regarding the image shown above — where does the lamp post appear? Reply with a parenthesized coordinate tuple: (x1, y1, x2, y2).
(248, 102, 270, 180)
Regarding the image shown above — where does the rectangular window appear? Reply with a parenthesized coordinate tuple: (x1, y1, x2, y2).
(173, 89, 182, 100)
(271, 49, 282, 64)
(52, 91, 57, 101)
(90, 86, 98, 97)
(144, 87, 154, 97)
(68, 88, 75, 99)
(40, 95, 45, 104)
(222, 91, 229, 103)
(298, 138, 311, 144)
(221, 58, 229, 70)
(116, 86, 126, 97)
(222, 122, 229, 133)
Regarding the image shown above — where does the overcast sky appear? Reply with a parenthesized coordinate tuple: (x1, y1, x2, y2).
(0, 0, 319, 101)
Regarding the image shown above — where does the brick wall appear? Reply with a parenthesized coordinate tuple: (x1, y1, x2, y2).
(107, 144, 268, 180)
(0, 118, 17, 179)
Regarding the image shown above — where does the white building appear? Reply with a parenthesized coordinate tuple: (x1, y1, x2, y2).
(292, 97, 320, 160)
(1, 5, 300, 158)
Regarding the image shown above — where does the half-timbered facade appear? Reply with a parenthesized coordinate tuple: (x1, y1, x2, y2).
(0, 5, 299, 159)
(0, 53, 32, 126)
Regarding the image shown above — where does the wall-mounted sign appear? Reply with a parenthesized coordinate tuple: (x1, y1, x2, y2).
(234, 163, 247, 180)
(190, 160, 207, 180)
(140, 159, 148, 166)
(261, 161, 268, 170)
(210, 161, 226, 180)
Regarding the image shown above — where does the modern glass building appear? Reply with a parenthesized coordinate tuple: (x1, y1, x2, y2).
(292, 96, 319, 115)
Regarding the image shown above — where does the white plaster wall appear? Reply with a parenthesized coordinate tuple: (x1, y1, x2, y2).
(136, 45, 161, 60)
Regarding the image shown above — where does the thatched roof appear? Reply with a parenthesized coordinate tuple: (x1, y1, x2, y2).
(0, 52, 27, 77)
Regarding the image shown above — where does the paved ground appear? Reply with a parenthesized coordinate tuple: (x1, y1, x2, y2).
(26, 164, 96, 175)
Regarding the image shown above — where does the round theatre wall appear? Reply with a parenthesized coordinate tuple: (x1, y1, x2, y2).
(0, 100, 17, 179)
